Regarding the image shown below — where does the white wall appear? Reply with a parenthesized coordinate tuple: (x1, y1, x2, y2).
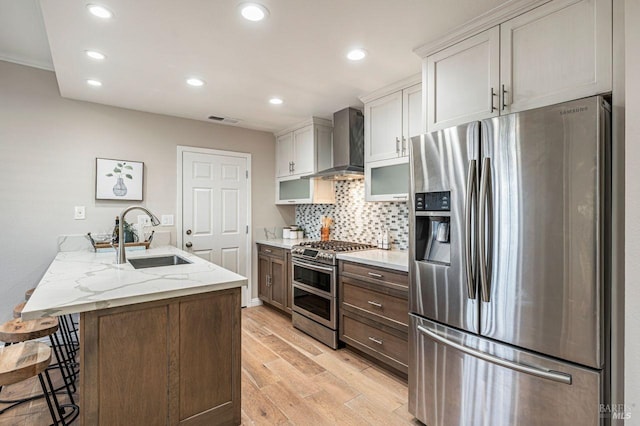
(0, 60, 294, 320)
(625, 0, 640, 423)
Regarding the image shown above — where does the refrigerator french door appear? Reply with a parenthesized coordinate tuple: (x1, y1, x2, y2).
(409, 96, 610, 426)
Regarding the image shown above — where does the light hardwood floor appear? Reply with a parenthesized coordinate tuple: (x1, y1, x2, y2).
(0, 305, 420, 425)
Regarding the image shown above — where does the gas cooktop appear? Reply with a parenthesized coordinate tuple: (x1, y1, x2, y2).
(291, 240, 376, 265)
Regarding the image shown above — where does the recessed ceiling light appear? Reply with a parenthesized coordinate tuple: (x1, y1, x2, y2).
(269, 97, 283, 105)
(85, 50, 106, 60)
(86, 4, 113, 19)
(186, 78, 205, 87)
(240, 3, 269, 21)
(347, 48, 367, 61)
(86, 79, 102, 87)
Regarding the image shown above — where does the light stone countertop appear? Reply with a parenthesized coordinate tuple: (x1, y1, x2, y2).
(255, 238, 313, 249)
(336, 249, 409, 273)
(22, 246, 247, 320)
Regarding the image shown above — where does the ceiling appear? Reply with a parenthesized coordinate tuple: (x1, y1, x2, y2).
(1, 0, 510, 133)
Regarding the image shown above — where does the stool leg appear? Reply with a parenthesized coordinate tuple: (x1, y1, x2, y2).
(38, 372, 61, 426)
(49, 334, 77, 398)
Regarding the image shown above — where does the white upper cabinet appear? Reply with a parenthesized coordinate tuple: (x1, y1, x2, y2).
(424, 0, 611, 132)
(365, 91, 403, 163)
(361, 77, 422, 201)
(364, 82, 422, 163)
(500, 0, 612, 114)
(276, 132, 293, 178)
(403, 83, 424, 141)
(292, 126, 314, 176)
(426, 27, 500, 132)
(275, 118, 332, 178)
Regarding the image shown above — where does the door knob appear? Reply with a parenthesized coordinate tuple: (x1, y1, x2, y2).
(185, 242, 193, 248)
(186, 229, 192, 235)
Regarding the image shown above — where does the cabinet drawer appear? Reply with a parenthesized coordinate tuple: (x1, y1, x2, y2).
(257, 244, 285, 259)
(341, 261, 408, 288)
(342, 280, 408, 327)
(342, 314, 408, 369)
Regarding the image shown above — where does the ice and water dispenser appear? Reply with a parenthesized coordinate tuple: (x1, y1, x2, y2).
(414, 191, 451, 265)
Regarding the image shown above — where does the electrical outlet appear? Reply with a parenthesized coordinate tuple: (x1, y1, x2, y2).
(74, 206, 85, 220)
(137, 215, 151, 227)
(161, 214, 174, 226)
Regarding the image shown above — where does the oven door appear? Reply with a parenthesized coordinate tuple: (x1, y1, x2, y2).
(292, 284, 337, 330)
(291, 258, 335, 298)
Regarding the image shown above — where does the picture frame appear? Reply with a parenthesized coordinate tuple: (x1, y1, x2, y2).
(95, 158, 144, 201)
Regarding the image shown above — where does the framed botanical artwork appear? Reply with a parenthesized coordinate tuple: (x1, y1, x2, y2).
(95, 158, 144, 201)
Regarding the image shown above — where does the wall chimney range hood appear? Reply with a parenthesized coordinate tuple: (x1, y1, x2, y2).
(302, 108, 364, 180)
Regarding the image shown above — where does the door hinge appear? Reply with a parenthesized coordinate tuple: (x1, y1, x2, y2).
(246, 225, 249, 234)
(246, 170, 249, 179)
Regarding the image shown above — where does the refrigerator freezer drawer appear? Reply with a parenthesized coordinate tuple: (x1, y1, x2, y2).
(409, 314, 603, 426)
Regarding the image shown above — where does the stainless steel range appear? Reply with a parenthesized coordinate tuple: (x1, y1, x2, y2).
(290, 240, 375, 349)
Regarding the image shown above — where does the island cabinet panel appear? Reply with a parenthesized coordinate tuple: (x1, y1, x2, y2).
(80, 288, 241, 426)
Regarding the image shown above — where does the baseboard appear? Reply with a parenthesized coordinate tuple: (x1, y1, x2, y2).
(247, 298, 263, 308)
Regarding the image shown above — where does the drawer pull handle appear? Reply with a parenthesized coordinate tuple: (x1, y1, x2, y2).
(264, 249, 272, 253)
(367, 300, 383, 308)
(368, 272, 383, 278)
(368, 336, 383, 345)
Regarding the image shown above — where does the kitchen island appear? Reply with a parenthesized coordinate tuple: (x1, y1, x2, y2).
(22, 246, 247, 426)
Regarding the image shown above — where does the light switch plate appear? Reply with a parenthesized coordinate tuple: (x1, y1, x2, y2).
(74, 206, 85, 220)
(161, 214, 174, 226)
(137, 215, 151, 226)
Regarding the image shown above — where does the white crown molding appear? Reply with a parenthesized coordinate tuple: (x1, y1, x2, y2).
(413, 0, 552, 58)
(0, 55, 54, 71)
(359, 73, 422, 104)
(274, 116, 333, 137)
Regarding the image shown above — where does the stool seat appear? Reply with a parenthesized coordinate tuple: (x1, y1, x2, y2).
(0, 317, 59, 344)
(0, 342, 51, 386)
(25, 288, 35, 301)
(12, 302, 26, 319)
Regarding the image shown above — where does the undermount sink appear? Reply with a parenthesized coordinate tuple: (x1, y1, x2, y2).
(128, 255, 192, 269)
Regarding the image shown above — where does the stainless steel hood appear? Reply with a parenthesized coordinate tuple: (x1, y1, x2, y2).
(302, 108, 364, 180)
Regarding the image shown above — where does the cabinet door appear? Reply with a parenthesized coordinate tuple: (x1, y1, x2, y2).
(426, 27, 500, 132)
(258, 255, 270, 301)
(276, 133, 293, 177)
(500, 0, 612, 114)
(402, 83, 423, 156)
(365, 91, 403, 162)
(292, 125, 315, 176)
(269, 257, 286, 311)
(365, 157, 409, 202)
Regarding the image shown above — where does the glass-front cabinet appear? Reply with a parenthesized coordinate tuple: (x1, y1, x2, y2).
(276, 175, 335, 205)
(365, 157, 409, 202)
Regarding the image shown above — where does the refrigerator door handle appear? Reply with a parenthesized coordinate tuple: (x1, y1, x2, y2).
(416, 325, 573, 385)
(479, 157, 491, 302)
(464, 159, 477, 299)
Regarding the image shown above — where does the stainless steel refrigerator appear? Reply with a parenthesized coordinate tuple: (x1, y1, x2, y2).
(408, 96, 610, 426)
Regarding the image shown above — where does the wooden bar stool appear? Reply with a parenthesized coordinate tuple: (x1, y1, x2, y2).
(0, 317, 77, 416)
(0, 341, 73, 425)
(24, 288, 35, 301)
(12, 302, 25, 319)
(12, 302, 78, 384)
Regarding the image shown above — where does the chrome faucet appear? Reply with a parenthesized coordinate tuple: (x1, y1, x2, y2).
(114, 206, 161, 264)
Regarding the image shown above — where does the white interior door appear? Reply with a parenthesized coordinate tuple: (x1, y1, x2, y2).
(182, 150, 250, 306)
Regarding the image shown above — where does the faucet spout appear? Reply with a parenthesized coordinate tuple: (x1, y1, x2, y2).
(115, 206, 161, 264)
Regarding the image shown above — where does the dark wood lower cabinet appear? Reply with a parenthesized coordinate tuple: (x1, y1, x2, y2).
(339, 261, 409, 375)
(80, 288, 241, 425)
(257, 243, 292, 315)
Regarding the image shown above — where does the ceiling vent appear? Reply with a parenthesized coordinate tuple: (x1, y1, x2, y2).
(208, 115, 241, 125)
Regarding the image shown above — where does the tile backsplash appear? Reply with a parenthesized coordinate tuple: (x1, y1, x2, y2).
(295, 180, 409, 250)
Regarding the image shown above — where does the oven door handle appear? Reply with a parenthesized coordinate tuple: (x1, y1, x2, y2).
(292, 259, 335, 273)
